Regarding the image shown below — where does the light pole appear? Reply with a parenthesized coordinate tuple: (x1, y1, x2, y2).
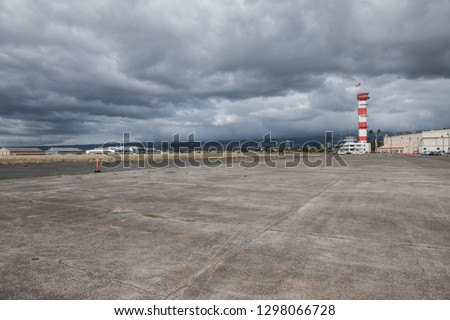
(400, 136, 403, 154)
(408, 137, 412, 154)
(390, 135, 392, 154)
(417, 137, 420, 154)
(442, 135, 445, 154)
(447, 133, 450, 154)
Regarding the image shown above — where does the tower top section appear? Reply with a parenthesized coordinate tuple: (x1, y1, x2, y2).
(357, 92, 370, 101)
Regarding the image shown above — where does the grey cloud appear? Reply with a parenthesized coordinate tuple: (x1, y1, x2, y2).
(0, 0, 449, 145)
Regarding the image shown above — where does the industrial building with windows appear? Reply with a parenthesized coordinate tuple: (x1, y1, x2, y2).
(378, 129, 450, 155)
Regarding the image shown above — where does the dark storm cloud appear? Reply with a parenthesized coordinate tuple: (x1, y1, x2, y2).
(0, 0, 450, 145)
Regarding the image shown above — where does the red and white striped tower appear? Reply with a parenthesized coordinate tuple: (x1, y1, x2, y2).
(356, 90, 370, 143)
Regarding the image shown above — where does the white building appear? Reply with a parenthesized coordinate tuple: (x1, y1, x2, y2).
(46, 147, 83, 155)
(378, 129, 450, 155)
(0, 148, 9, 156)
(337, 137, 371, 155)
(86, 147, 115, 155)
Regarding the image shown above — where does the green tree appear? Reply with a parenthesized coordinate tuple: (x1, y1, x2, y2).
(376, 129, 382, 148)
(368, 130, 374, 152)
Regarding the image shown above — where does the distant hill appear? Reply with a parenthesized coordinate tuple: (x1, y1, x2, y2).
(5, 132, 392, 151)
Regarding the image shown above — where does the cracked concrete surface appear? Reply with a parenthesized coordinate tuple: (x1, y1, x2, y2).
(1, 155, 450, 299)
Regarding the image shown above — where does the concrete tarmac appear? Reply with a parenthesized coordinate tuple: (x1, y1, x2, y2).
(1, 155, 449, 299)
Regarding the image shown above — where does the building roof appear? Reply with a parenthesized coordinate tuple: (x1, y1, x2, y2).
(46, 147, 83, 152)
(6, 148, 44, 152)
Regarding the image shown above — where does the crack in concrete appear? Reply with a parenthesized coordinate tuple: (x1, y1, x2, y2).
(165, 178, 342, 299)
(5, 194, 118, 215)
(402, 223, 431, 297)
(407, 246, 430, 296)
(268, 229, 450, 252)
(57, 260, 162, 298)
(181, 283, 251, 299)
(164, 226, 250, 299)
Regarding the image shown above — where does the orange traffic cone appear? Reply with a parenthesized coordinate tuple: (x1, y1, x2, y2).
(94, 157, 101, 173)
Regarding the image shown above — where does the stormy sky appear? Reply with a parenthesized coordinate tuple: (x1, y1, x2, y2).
(1, 0, 450, 146)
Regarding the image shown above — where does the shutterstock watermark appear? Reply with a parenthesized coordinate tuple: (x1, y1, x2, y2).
(99, 131, 348, 169)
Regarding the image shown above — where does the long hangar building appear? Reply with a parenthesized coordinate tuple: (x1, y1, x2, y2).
(379, 129, 450, 155)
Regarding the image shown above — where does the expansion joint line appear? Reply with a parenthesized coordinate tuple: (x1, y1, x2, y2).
(57, 259, 161, 297)
(275, 177, 342, 226)
(165, 178, 342, 299)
